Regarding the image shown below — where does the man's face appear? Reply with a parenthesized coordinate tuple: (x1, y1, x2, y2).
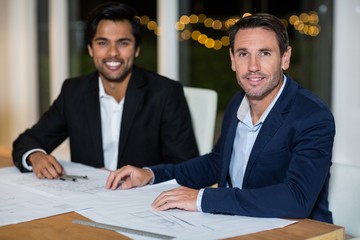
(88, 19, 140, 83)
(230, 27, 291, 102)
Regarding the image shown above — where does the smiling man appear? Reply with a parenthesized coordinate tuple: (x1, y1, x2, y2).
(12, 2, 198, 178)
(106, 13, 336, 224)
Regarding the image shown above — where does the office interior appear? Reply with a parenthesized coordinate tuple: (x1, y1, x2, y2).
(0, 0, 359, 237)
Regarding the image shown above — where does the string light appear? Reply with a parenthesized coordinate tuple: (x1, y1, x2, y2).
(140, 11, 320, 51)
(289, 11, 321, 37)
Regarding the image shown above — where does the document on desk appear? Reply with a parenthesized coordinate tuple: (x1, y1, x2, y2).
(0, 160, 109, 227)
(0, 162, 296, 238)
(76, 180, 297, 240)
(0, 160, 110, 199)
(0, 180, 81, 226)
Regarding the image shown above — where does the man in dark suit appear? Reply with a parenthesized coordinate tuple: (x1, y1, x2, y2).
(12, 2, 198, 178)
(106, 13, 336, 224)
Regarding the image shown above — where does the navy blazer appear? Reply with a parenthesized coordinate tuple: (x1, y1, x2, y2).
(12, 66, 199, 171)
(152, 75, 335, 223)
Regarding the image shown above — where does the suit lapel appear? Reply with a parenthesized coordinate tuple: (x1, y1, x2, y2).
(242, 77, 298, 185)
(83, 73, 104, 166)
(117, 68, 146, 166)
(219, 93, 244, 187)
(245, 111, 285, 172)
(220, 114, 239, 187)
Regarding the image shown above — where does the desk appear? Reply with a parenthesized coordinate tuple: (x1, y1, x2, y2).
(0, 155, 345, 240)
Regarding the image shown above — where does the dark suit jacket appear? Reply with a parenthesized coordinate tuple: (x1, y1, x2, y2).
(12, 66, 199, 171)
(151, 75, 335, 223)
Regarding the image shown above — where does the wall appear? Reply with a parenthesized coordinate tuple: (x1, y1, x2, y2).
(0, 0, 11, 146)
(0, 0, 38, 149)
(332, 0, 360, 167)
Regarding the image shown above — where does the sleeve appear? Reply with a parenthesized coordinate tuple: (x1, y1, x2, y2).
(201, 108, 335, 221)
(21, 148, 47, 171)
(197, 188, 205, 211)
(151, 151, 221, 188)
(12, 81, 70, 172)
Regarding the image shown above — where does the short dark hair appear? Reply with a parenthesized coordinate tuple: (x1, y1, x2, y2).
(85, 2, 141, 48)
(229, 13, 289, 56)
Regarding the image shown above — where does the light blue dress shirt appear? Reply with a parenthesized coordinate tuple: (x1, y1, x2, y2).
(196, 76, 287, 211)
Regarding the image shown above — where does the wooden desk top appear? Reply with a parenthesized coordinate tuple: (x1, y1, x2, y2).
(0, 154, 345, 240)
(0, 148, 12, 167)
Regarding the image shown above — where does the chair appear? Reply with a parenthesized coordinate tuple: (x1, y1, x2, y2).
(328, 162, 360, 238)
(184, 86, 218, 155)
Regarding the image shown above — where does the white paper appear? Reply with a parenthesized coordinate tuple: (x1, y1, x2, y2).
(0, 161, 110, 199)
(0, 180, 80, 226)
(76, 180, 297, 239)
(0, 160, 108, 226)
(0, 161, 297, 239)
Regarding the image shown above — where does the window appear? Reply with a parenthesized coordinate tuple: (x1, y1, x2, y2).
(37, 0, 333, 115)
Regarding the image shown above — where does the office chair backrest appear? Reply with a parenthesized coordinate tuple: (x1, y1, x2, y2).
(184, 87, 218, 155)
(329, 162, 360, 237)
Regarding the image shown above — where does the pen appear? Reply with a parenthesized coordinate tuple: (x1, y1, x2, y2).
(60, 176, 77, 182)
(59, 174, 88, 182)
(64, 174, 88, 179)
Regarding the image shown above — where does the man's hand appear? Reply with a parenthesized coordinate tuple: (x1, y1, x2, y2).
(28, 151, 64, 179)
(106, 165, 153, 190)
(151, 186, 199, 212)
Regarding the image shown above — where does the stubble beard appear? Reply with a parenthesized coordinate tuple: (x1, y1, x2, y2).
(99, 64, 132, 84)
(239, 74, 280, 101)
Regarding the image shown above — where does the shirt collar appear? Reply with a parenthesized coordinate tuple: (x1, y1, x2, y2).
(237, 75, 287, 125)
(98, 77, 107, 98)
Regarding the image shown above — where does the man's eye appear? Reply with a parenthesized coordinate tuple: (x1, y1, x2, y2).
(118, 41, 130, 47)
(238, 52, 247, 57)
(97, 41, 108, 46)
(261, 51, 271, 56)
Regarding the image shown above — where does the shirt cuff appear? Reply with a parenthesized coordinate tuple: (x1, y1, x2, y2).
(196, 188, 205, 212)
(142, 167, 155, 185)
(22, 149, 47, 171)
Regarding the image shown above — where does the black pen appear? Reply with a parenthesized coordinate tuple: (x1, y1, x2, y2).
(64, 174, 88, 180)
(59, 174, 88, 182)
(60, 176, 77, 182)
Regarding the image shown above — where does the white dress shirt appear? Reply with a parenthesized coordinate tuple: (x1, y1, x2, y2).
(99, 78, 124, 171)
(22, 78, 124, 171)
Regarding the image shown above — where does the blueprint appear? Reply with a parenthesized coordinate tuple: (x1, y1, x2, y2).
(0, 161, 296, 239)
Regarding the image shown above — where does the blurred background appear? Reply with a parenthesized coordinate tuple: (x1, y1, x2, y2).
(0, 0, 359, 167)
(38, 0, 333, 114)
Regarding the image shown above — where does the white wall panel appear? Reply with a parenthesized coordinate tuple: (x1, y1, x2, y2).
(0, 0, 38, 148)
(332, 0, 360, 166)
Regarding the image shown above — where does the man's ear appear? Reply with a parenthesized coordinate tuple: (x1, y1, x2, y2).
(135, 46, 140, 58)
(87, 44, 93, 57)
(281, 46, 292, 71)
(229, 48, 236, 72)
